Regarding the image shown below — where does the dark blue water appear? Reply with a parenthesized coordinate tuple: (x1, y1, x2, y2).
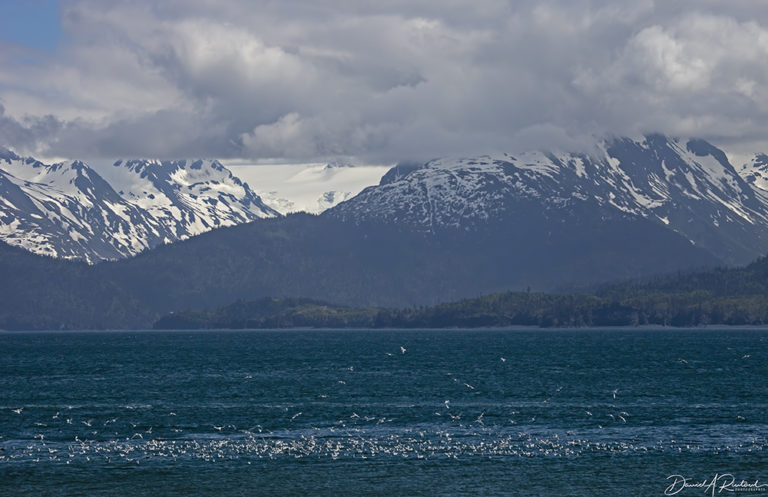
(1, 329, 766, 496)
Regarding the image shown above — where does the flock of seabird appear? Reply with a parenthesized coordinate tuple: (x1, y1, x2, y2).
(0, 347, 759, 465)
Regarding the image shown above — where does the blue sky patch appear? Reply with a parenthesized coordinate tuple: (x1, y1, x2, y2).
(0, 0, 61, 52)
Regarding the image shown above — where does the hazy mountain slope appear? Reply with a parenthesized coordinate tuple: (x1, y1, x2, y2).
(154, 254, 768, 329)
(0, 241, 149, 330)
(93, 207, 718, 315)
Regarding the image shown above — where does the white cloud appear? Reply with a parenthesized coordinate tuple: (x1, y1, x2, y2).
(0, 1, 767, 160)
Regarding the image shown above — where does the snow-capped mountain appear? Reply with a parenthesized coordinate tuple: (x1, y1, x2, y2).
(4, 135, 768, 266)
(101, 158, 278, 238)
(0, 149, 278, 262)
(329, 135, 768, 265)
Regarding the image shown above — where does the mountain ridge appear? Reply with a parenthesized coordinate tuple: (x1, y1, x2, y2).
(3, 135, 768, 264)
(329, 135, 768, 265)
(0, 150, 279, 262)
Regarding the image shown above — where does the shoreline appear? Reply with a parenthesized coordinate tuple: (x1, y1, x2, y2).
(4, 324, 768, 333)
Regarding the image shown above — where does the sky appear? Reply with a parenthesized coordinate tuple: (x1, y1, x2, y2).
(0, 0, 767, 164)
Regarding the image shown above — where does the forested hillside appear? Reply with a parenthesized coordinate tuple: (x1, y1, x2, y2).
(154, 256, 768, 329)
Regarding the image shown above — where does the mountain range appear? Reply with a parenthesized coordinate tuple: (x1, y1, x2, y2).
(0, 149, 279, 262)
(0, 150, 387, 262)
(2, 134, 768, 330)
(331, 135, 768, 265)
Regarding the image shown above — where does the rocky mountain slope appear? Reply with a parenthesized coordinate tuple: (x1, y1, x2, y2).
(330, 135, 768, 265)
(0, 149, 278, 262)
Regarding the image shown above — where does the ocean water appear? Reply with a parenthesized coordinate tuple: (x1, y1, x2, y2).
(0, 329, 766, 496)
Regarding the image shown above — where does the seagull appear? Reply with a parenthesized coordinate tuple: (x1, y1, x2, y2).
(444, 400, 450, 409)
(82, 419, 93, 427)
(743, 354, 751, 359)
(500, 357, 506, 362)
(400, 346, 407, 354)
(213, 425, 223, 431)
(611, 389, 619, 399)
(618, 415, 627, 423)
(464, 383, 475, 390)
(585, 411, 593, 417)
(11, 408, 23, 415)
(291, 412, 302, 421)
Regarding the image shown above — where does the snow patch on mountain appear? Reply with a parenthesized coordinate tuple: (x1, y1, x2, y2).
(738, 153, 768, 192)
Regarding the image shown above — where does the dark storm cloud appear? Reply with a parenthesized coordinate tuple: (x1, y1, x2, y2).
(0, 0, 767, 161)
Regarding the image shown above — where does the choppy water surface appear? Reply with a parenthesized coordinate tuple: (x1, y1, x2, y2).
(1, 329, 766, 496)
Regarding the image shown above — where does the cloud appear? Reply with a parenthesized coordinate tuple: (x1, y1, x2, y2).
(0, 0, 767, 161)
